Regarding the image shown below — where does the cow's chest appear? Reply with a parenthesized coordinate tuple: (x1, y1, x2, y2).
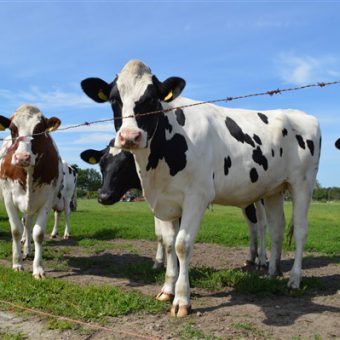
(2, 179, 54, 213)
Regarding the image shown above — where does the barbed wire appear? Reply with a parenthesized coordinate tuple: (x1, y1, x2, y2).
(1, 79, 339, 142)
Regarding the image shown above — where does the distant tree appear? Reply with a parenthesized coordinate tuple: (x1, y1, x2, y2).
(76, 168, 102, 192)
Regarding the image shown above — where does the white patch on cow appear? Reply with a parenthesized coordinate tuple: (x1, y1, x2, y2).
(115, 60, 154, 148)
(109, 146, 122, 157)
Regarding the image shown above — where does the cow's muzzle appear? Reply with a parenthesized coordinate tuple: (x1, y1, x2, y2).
(117, 128, 142, 149)
(14, 152, 31, 167)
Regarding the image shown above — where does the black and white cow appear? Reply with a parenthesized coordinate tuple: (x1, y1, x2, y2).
(81, 60, 321, 317)
(50, 160, 77, 239)
(80, 141, 167, 269)
(0, 104, 63, 279)
(80, 140, 268, 269)
(335, 138, 340, 149)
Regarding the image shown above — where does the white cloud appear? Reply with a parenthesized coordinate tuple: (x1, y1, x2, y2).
(0, 86, 95, 110)
(277, 53, 340, 85)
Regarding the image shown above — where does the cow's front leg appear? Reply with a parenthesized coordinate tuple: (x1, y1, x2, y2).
(6, 200, 24, 271)
(156, 218, 179, 301)
(32, 206, 50, 279)
(171, 197, 207, 317)
(22, 215, 34, 259)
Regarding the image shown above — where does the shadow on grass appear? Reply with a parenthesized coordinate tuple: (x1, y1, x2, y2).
(57, 252, 164, 285)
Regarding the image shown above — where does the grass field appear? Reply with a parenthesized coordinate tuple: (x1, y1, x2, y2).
(1, 199, 339, 255)
(0, 199, 339, 332)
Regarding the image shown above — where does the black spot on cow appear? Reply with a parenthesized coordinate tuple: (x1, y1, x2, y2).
(224, 156, 232, 176)
(282, 128, 288, 137)
(261, 199, 264, 205)
(245, 204, 257, 223)
(280, 148, 283, 157)
(57, 192, 62, 199)
(271, 149, 275, 157)
(147, 115, 188, 176)
(212, 172, 215, 180)
(257, 112, 268, 124)
(253, 134, 262, 145)
(296, 135, 306, 149)
(225, 117, 255, 147)
(306, 140, 314, 156)
(252, 147, 268, 171)
(175, 108, 185, 126)
(250, 168, 259, 183)
(68, 166, 72, 175)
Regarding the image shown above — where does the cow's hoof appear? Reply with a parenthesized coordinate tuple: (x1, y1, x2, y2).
(13, 264, 24, 272)
(33, 273, 45, 280)
(257, 263, 268, 272)
(156, 292, 174, 302)
(170, 304, 191, 317)
(50, 234, 57, 239)
(152, 261, 164, 270)
(33, 267, 45, 280)
(63, 235, 69, 240)
(243, 260, 256, 267)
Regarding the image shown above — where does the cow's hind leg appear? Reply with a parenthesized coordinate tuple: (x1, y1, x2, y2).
(288, 181, 313, 290)
(22, 215, 34, 259)
(153, 217, 165, 269)
(156, 219, 179, 301)
(63, 199, 71, 239)
(50, 210, 60, 239)
(242, 204, 258, 267)
(255, 201, 268, 268)
(264, 193, 285, 277)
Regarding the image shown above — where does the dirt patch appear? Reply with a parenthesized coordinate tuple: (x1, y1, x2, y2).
(1, 239, 339, 339)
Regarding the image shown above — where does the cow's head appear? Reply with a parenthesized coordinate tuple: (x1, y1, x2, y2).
(80, 139, 141, 205)
(0, 105, 60, 168)
(81, 60, 186, 150)
(335, 138, 340, 150)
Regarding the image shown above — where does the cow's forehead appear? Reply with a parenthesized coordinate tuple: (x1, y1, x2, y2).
(116, 60, 154, 100)
(11, 104, 44, 130)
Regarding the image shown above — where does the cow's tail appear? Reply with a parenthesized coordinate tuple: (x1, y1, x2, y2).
(286, 217, 294, 246)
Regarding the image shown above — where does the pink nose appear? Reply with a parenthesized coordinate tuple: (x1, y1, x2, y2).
(119, 128, 142, 148)
(14, 153, 31, 166)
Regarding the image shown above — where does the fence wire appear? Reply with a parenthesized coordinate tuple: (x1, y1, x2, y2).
(1, 79, 340, 142)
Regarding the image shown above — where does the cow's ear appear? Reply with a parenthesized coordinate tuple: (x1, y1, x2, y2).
(160, 77, 186, 102)
(46, 117, 61, 132)
(80, 149, 104, 165)
(0, 116, 11, 131)
(81, 78, 112, 103)
(335, 138, 340, 150)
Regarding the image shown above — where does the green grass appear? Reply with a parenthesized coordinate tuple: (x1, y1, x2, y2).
(0, 333, 27, 340)
(0, 200, 339, 254)
(0, 266, 166, 321)
(0, 199, 338, 323)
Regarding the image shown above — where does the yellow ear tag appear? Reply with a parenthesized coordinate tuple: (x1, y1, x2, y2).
(98, 90, 108, 101)
(163, 91, 173, 102)
(89, 157, 98, 164)
(0, 123, 5, 131)
(48, 126, 56, 132)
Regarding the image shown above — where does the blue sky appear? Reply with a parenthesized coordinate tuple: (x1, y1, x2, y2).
(0, 1, 340, 186)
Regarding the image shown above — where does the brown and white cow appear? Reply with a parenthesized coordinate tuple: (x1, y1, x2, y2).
(0, 104, 63, 279)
